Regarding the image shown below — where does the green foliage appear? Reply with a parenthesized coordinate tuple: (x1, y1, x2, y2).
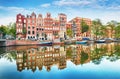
(115, 25, 120, 38)
(81, 51, 88, 64)
(92, 19, 105, 39)
(9, 23, 16, 37)
(107, 20, 117, 38)
(67, 28, 73, 37)
(0, 25, 8, 36)
(4, 51, 17, 62)
(53, 32, 58, 36)
(66, 48, 72, 57)
(23, 27, 26, 34)
(91, 45, 107, 64)
(0, 22, 16, 37)
(81, 20, 89, 33)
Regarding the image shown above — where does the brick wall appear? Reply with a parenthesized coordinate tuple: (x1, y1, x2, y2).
(15, 40, 39, 45)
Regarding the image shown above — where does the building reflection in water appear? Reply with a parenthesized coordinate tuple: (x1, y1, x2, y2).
(16, 45, 66, 72)
(16, 43, 120, 72)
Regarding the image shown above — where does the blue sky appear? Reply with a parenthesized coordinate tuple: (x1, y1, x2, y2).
(0, 0, 120, 25)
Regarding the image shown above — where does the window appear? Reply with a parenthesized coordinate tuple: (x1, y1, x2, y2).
(28, 20, 30, 23)
(42, 33, 44, 36)
(28, 26, 30, 29)
(28, 31, 30, 34)
(32, 31, 34, 34)
(32, 20, 34, 23)
(37, 28, 38, 31)
(19, 19, 21, 22)
(24, 20, 26, 23)
(32, 26, 34, 29)
(24, 24, 26, 27)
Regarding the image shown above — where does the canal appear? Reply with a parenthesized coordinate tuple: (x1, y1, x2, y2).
(0, 43, 120, 79)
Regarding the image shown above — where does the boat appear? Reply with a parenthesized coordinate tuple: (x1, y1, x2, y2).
(64, 40, 72, 45)
(76, 40, 87, 44)
(113, 38, 120, 42)
(104, 38, 113, 43)
(39, 41, 53, 45)
(95, 39, 105, 43)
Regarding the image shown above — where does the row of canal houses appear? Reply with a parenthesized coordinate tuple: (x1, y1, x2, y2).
(16, 12, 92, 42)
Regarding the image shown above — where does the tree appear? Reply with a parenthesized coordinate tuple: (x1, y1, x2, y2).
(107, 20, 117, 38)
(115, 24, 120, 38)
(0, 22, 16, 38)
(99, 25, 106, 38)
(81, 20, 89, 33)
(8, 23, 16, 37)
(66, 47, 72, 58)
(22, 27, 26, 34)
(0, 25, 9, 36)
(80, 51, 89, 64)
(92, 19, 103, 39)
(66, 28, 73, 37)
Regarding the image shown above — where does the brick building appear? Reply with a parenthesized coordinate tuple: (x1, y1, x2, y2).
(44, 13, 53, 41)
(36, 14, 44, 40)
(16, 13, 92, 41)
(26, 12, 37, 40)
(16, 12, 65, 41)
(68, 17, 92, 40)
(58, 13, 67, 40)
(16, 14, 26, 39)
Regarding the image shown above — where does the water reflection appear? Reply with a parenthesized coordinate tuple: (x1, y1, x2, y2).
(0, 43, 120, 72)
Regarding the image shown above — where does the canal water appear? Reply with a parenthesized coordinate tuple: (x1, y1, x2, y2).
(0, 43, 120, 79)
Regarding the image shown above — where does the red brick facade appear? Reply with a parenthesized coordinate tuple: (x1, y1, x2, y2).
(16, 14, 26, 39)
(26, 12, 37, 40)
(44, 13, 53, 40)
(58, 13, 67, 40)
(68, 17, 92, 40)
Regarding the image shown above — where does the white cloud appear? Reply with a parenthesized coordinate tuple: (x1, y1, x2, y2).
(40, 3, 51, 8)
(0, 6, 39, 25)
(53, 0, 92, 6)
(52, 0, 120, 10)
(106, 5, 120, 10)
(0, 6, 27, 13)
(64, 7, 120, 24)
(0, 6, 40, 14)
(0, 17, 15, 26)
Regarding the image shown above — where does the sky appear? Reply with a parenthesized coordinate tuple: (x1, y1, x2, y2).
(0, 0, 120, 25)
